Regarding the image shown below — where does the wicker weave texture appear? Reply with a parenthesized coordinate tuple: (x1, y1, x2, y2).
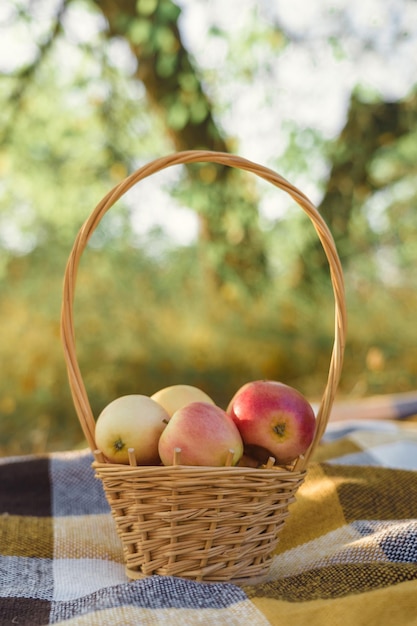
(95, 463, 306, 582)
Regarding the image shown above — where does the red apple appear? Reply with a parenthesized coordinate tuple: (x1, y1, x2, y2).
(227, 380, 316, 465)
(95, 394, 169, 465)
(158, 401, 244, 467)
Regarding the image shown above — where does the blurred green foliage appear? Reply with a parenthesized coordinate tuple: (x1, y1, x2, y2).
(1, 0, 417, 455)
(2, 198, 417, 456)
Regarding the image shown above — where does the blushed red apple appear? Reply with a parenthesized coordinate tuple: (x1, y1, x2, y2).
(95, 394, 169, 465)
(158, 401, 244, 466)
(227, 380, 316, 465)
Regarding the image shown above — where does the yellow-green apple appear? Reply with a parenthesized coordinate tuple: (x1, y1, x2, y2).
(95, 394, 169, 465)
(151, 384, 215, 417)
(158, 401, 244, 466)
(227, 380, 316, 465)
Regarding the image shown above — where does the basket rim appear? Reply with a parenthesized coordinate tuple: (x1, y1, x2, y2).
(61, 149, 347, 472)
(92, 459, 307, 477)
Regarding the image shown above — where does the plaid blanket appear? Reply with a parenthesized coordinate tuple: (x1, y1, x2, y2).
(1, 419, 417, 626)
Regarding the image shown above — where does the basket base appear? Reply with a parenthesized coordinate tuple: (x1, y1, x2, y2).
(125, 566, 271, 587)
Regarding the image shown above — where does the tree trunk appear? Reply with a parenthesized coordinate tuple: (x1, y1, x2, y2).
(95, 0, 268, 292)
(298, 90, 417, 282)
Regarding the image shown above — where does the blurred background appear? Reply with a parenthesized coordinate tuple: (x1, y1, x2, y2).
(1, 0, 417, 455)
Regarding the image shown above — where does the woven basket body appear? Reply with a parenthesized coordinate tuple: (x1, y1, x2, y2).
(94, 463, 305, 583)
(61, 151, 346, 584)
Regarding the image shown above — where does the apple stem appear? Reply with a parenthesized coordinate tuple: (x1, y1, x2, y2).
(128, 448, 137, 467)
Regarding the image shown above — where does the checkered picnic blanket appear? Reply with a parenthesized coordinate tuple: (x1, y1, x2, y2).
(1, 419, 417, 626)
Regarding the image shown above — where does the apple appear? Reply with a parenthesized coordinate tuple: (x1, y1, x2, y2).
(227, 380, 316, 465)
(158, 401, 244, 466)
(95, 394, 169, 465)
(237, 453, 260, 468)
(151, 384, 215, 417)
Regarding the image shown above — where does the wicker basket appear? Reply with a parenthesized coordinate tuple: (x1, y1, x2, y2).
(61, 150, 346, 584)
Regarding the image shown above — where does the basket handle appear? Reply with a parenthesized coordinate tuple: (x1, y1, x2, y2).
(61, 150, 347, 471)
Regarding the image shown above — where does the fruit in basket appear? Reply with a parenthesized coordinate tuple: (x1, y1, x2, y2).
(151, 384, 215, 417)
(95, 394, 169, 465)
(158, 401, 244, 466)
(227, 380, 316, 465)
